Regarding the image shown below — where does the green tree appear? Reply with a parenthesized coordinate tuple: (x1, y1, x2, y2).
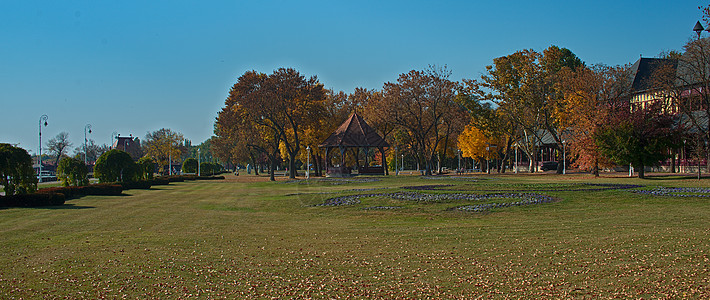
(57, 156, 89, 186)
(94, 149, 137, 183)
(595, 102, 681, 179)
(182, 158, 198, 174)
(0, 144, 37, 195)
(137, 157, 156, 180)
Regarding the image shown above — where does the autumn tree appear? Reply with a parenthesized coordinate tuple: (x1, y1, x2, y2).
(457, 124, 498, 171)
(143, 128, 186, 175)
(46, 131, 73, 166)
(476, 46, 583, 173)
(477, 50, 546, 172)
(262, 68, 327, 179)
(215, 71, 282, 181)
(380, 65, 465, 176)
(459, 80, 518, 173)
(558, 64, 630, 176)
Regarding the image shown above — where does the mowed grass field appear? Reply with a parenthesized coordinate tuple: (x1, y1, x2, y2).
(0, 173, 708, 298)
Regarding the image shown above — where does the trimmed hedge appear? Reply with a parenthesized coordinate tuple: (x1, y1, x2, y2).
(120, 180, 152, 190)
(159, 175, 224, 182)
(37, 184, 123, 199)
(0, 193, 65, 207)
(151, 178, 170, 185)
(197, 176, 225, 180)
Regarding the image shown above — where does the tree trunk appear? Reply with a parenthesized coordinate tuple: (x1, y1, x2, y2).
(425, 158, 433, 176)
(269, 159, 276, 181)
(288, 152, 297, 179)
(249, 151, 259, 176)
(638, 163, 645, 179)
(593, 158, 599, 177)
(312, 153, 320, 177)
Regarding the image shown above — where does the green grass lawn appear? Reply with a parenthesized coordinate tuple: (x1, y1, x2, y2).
(1, 174, 708, 298)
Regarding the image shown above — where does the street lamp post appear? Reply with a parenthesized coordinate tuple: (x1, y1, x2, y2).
(306, 146, 311, 179)
(84, 124, 92, 165)
(486, 144, 490, 174)
(401, 154, 404, 173)
(38, 115, 48, 183)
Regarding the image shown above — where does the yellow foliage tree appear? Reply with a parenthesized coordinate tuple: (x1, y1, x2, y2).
(457, 124, 499, 168)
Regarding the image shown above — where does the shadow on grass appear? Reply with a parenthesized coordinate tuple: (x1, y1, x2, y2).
(39, 204, 95, 209)
(0, 204, 95, 210)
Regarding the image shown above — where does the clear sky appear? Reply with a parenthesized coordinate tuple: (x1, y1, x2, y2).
(0, 0, 705, 154)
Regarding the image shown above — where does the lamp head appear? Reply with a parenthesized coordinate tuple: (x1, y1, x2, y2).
(694, 21, 704, 36)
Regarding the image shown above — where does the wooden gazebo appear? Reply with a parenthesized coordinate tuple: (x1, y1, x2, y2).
(319, 112, 390, 177)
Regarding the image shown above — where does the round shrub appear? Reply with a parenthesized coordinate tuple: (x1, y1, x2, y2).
(57, 156, 89, 187)
(182, 158, 198, 174)
(0, 143, 37, 195)
(137, 157, 156, 180)
(94, 149, 138, 183)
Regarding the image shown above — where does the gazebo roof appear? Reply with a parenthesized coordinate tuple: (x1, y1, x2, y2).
(319, 112, 390, 148)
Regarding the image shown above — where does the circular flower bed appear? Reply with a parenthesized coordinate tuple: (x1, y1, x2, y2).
(421, 176, 481, 182)
(315, 191, 557, 212)
(361, 206, 402, 210)
(284, 178, 381, 185)
(633, 187, 710, 197)
(403, 183, 644, 192)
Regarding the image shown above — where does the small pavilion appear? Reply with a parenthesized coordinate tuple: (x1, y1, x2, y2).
(319, 112, 389, 177)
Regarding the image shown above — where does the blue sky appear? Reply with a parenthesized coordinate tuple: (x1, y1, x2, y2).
(0, 0, 705, 154)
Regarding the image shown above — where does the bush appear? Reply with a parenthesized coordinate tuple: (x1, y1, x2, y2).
(197, 175, 225, 180)
(94, 149, 138, 183)
(57, 156, 89, 187)
(120, 180, 152, 190)
(0, 193, 65, 207)
(137, 157, 156, 180)
(182, 158, 198, 174)
(37, 184, 123, 198)
(0, 144, 38, 195)
(83, 184, 123, 196)
(151, 178, 170, 185)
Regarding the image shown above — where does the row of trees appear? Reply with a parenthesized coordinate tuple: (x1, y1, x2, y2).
(213, 7, 710, 180)
(39, 128, 217, 174)
(214, 66, 470, 179)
